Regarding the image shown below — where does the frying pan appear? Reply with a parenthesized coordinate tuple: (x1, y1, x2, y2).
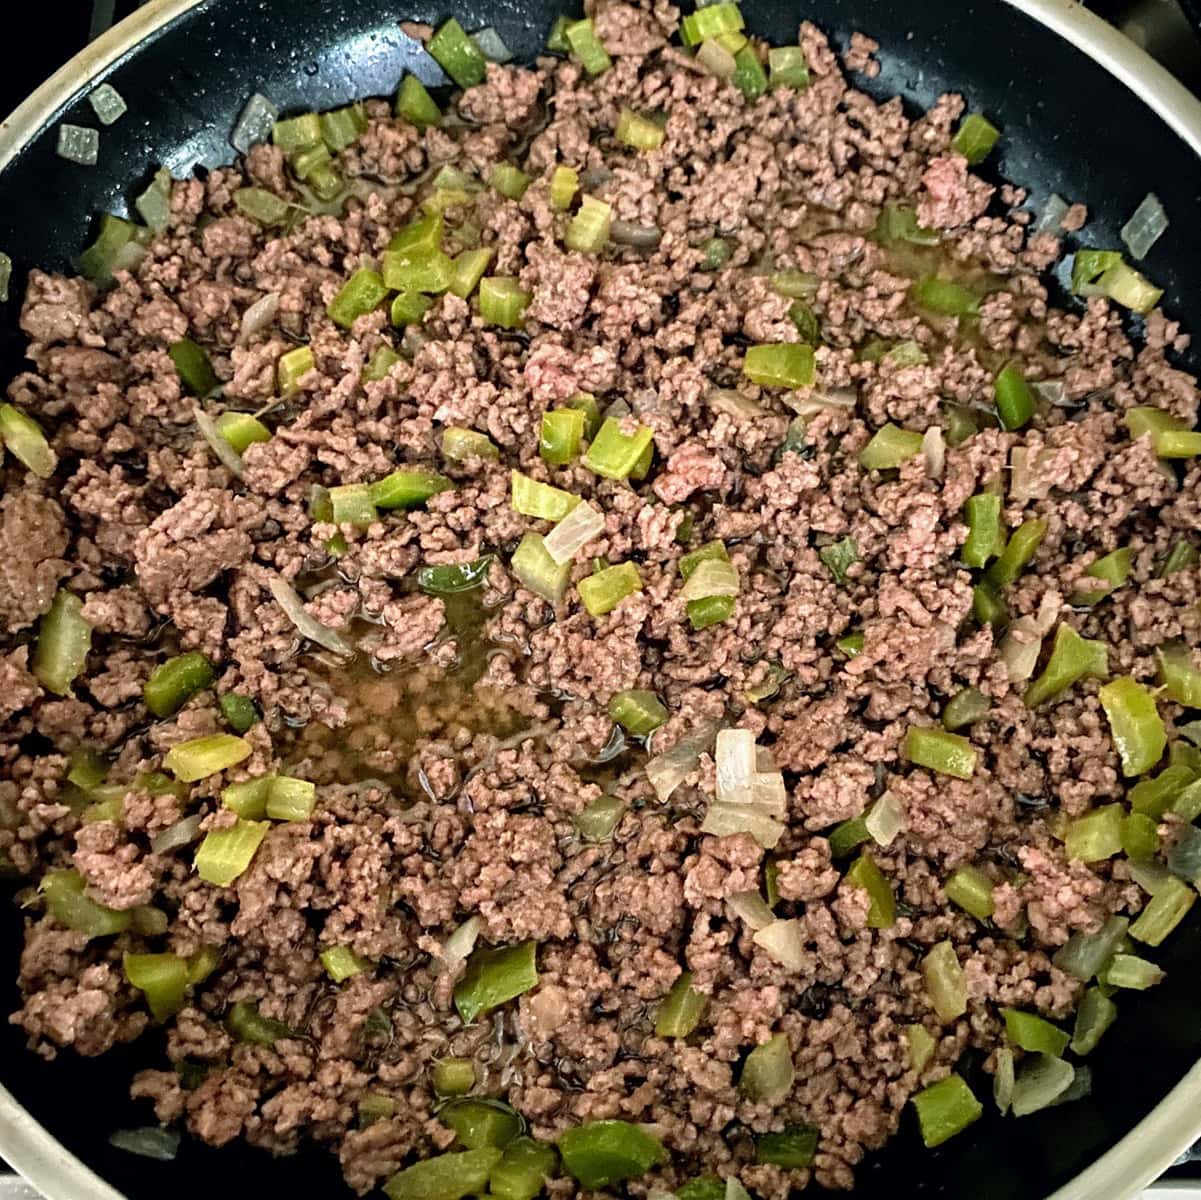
(2, 1, 1201, 1198)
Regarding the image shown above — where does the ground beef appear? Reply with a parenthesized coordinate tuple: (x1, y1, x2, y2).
(2, 5, 1197, 1198)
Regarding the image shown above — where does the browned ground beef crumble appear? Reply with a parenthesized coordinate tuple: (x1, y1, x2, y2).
(3, 3, 1201, 1196)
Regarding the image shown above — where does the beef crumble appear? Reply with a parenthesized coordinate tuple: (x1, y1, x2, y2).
(2, 2, 1200, 1196)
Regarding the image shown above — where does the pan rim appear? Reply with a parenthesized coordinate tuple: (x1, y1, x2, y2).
(0, 1, 1200, 1199)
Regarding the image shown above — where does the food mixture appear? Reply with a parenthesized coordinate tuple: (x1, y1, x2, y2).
(2, 1, 1201, 1196)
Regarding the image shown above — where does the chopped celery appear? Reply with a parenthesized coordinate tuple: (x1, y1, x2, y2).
(615, 108, 665, 151)
(428, 18, 488, 88)
(33, 590, 92, 695)
(454, 941, 538, 1024)
(1053, 915, 1130, 981)
(1129, 874, 1195, 946)
(944, 864, 994, 920)
(277, 345, 315, 395)
(608, 689, 668, 735)
(194, 820, 269, 887)
(67, 747, 109, 792)
(951, 113, 1000, 164)
(654, 971, 708, 1038)
(396, 75, 441, 128)
(359, 1093, 398, 1128)
(320, 103, 367, 152)
(511, 532, 572, 604)
(578, 562, 642, 617)
(739, 1033, 794, 1102)
(942, 687, 989, 731)
(564, 19, 612, 76)
(912, 1075, 983, 1147)
(859, 422, 924, 470)
(565, 196, 612, 253)
(266, 775, 316, 821)
(1099, 676, 1166, 777)
(0, 404, 57, 477)
(1103, 953, 1165, 990)
(756, 1125, 817, 1167)
(222, 775, 273, 820)
(510, 471, 580, 521)
(567, 392, 602, 438)
(215, 411, 271, 455)
(271, 112, 321, 151)
(681, 2, 745, 46)
(819, 536, 858, 584)
(77, 213, 148, 285)
(876, 205, 940, 247)
(479, 276, 531, 328)
(922, 940, 966, 1022)
(540, 408, 586, 465)
(911, 276, 978, 317)
(186, 944, 221, 985)
(1070, 988, 1117, 1056)
(905, 1024, 937, 1072)
(987, 519, 1048, 589)
(972, 580, 1008, 626)
(1064, 804, 1123, 862)
(433, 1058, 477, 1096)
(583, 417, 654, 479)
(449, 247, 494, 299)
(328, 268, 389, 329)
(124, 952, 189, 1022)
(1121, 811, 1159, 860)
(677, 1178, 726, 1200)
(169, 338, 218, 396)
(558, 1121, 665, 1190)
(40, 869, 131, 938)
(904, 726, 976, 780)
(1099, 259, 1162, 314)
(369, 468, 452, 510)
(385, 1149, 504, 1200)
(391, 290, 433, 327)
(546, 14, 572, 51)
(768, 45, 809, 90)
(575, 795, 625, 841)
(1002, 1008, 1070, 1057)
(731, 46, 768, 100)
(329, 483, 379, 526)
(549, 165, 579, 211)
(489, 1137, 558, 1200)
(441, 1099, 521, 1150)
(743, 343, 815, 389)
(1158, 643, 1201, 707)
(1024, 623, 1108, 708)
(962, 493, 1004, 568)
(143, 652, 214, 718)
(382, 248, 453, 294)
(845, 852, 895, 928)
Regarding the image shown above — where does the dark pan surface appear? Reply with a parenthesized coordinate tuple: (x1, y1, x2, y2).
(2, 2, 1201, 1197)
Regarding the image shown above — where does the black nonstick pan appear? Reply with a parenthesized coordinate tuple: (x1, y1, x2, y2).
(1, 2, 1201, 1199)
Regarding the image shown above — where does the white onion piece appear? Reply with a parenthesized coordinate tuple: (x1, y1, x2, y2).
(231, 92, 279, 154)
(728, 890, 775, 930)
(57, 124, 99, 165)
(473, 26, 514, 62)
(681, 558, 740, 602)
(1052, 915, 1129, 980)
(994, 1047, 1016, 1116)
(1034, 192, 1069, 234)
(1120, 192, 1168, 260)
(268, 576, 354, 656)
(194, 407, 245, 478)
(715, 728, 756, 803)
(89, 83, 128, 126)
(725, 1178, 753, 1200)
(1009, 446, 1054, 502)
(701, 801, 783, 848)
(922, 425, 945, 480)
(240, 292, 280, 343)
(752, 918, 806, 969)
(112, 241, 148, 275)
(439, 914, 483, 971)
(751, 772, 787, 816)
(150, 814, 204, 855)
(999, 591, 1059, 683)
(544, 501, 605, 565)
(645, 719, 723, 801)
(865, 790, 904, 847)
(789, 386, 857, 420)
(697, 38, 737, 78)
(1031, 379, 1068, 407)
(1011, 1054, 1075, 1117)
(708, 389, 765, 419)
(109, 1127, 180, 1161)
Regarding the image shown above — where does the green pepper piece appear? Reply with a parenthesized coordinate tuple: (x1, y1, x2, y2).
(1071, 547, 1133, 607)
(418, 558, 492, 596)
(858, 422, 924, 470)
(845, 851, 895, 928)
(1121, 811, 1159, 860)
(835, 632, 865, 659)
(169, 338, 219, 396)
(951, 112, 1000, 164)
(942, 687, 989, 731)
(755, 1125, 818, 1168)
(818, 536, 858, 585)
(654, 971, 708, 1038)
(1023, 623, 1109, 708)
(904, 726, 977, 780)
(994, 363, 1035, 430)
(384, 1148, 504, 1200)
(124, 952, 189, 1022)
(219, 692, 259, 734)
(1001, 1008, 1070, 1056)
(225, 999, 292, 1045)
(739, 1033, 794, 1102)
(961, 493, 1004, 568)
(607, 689, 668, 735)
(66, 747, 109, 793)
(1158, 643, 1201, 707)
(1064, 804, 1123, 862)
(369, 468, 453, 510)
(912, 276, 979, 318)
(827, 814, 870, 858)
(1160, 538, 1199, 578)
(557, 1121, 666, 1190)
(677, 1178, 726, 1200)
(972, 580, 1008, 626)
(441, 1099, 522, 1150)
(1099, 676, 1166, 777)
(358, 1093, 398, 1128)
(1070, 987, 1117, 1056)
(987, 518, 1048, 588)
(433, 1058, 477, 1096)
(944, 864, 995, 920)
(912, 1075, 983, 1148)
(540, 408, 587, 466)
(143, 651, 215, 718)
(454, 941, 538, 1025)
(33, 590, 92, 695)
(40, 869, 131, 939)
(488, 1137, 558, 1200)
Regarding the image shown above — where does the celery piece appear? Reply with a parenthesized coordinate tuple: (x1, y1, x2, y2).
(546, 14, 572, 51)
(1129, 874, 1195, 947)
(1053, 915, 1130, 981)
(942, 687, 989, 731)
(0, 403, 57, 478)
(489, 1137, 558, 1200)
(40, 869, 131, 939)
(320, 103, 367, 152)
(77, 213, 149, 285)
(169, 338, 218, 396)
(226, 999, 292, 1045)
(320, 945, 370, 982)
(566, 393, 602, 439)
(912, 1075, 983, 1148)
(564, 18, 612, 76)
(845, 852, 895, 928)
(858, 422, 924, 469)
(731, 44, 767, 98)
(396, 75, 441, 128)
(382, 249, 453, 294)
(390, 213, 443, 256)
(1024, 623, 1109, 708)
(987, 518, 1048, 588)
(819, 536, 858, 585)
(1099, 259, 1162, 315)
(510, 471, 580, 521)
(479, 276, 531, 328)
(67, 747, 109, 793)
(277, 345, 315, 395)
(756, 1125, 817, 1167)
(788, 300, 821, 345)
(912, 276, 979, 318)
(962, 493, 1004, 568)
(904, 726, 976, 780)
(143, 652, 214, 718)
(654, 972, 708, 1038)
(739, 1033, 794, 1102)
(221, 775, 273, 820)
(433, 1058, 477, 1096)
(549, 165, 579, 211)
(578, 562, 642, 617)
(328, 268, 389, 329)
(922, 940, 966, 1022)
(266, 775, 316, 822)
(680, 2, 745, 46)
(1071, 988, 1117, 1056)
(583, 417, 654, 480)
(1064, 804, 1123, 862)
(428, 18, 488, 88)
(215, 411, 271, 454)
(944, 864, 995, 920)
(540, 408, 586, 465)
(1121, 811, 1159, 860)
(565, 196, 612, 253)
(329, 482, 379, 527)
(608, 689, 668, 735)
(1158, 643, 1201, 707)
(441, 1099, 521, 1150)
(677, 1179, 726, 1200)
(768, 45, 809, 90)
(1099, 676, 1166, 777)
(1002, 1008, 1070, 1057)
(1103, 953, 1165, 990)
(391, 290, 433, 327)
(454, 941, 538, 1024)
(194, 820, 269, 887)
(575, 796, 625, 841)
(876, 205, 940, 247)
(615, 108, 665, 151)
(369, 468, 452, 510)
(292, 140, 333, 182)
(449, 247, 494, 299)
(743, 342, 815, 389)
(951, 112, 1000, 164)
(905, 1024, 937, 1072)
(33, 590, 92, 695)
(363, 345, 402, 382)
(271, 112, 322, 151)
(511, 532, 572, 604)
(359, 1093, 398, 1128)
(124, 952, 189, 1022)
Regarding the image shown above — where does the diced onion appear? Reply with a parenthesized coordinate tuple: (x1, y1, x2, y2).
(150, 814, 204, 855)
(751, 771, 786, 816)
(725, 1178, 753, 1200)
(240, 293, 280, 343)
(789, 387, 857, 420)
(609, 220, 663, 249)
(1009, 446, 1054, 502)
(1120, 193, 1168, 260)
(1034, 193, 1069, 234)
(754, 746, 776, 773)
(1011, 1054, 1075, 1117)
(88, 83, 128, 126)
(708, 389, 766, 419)
(439, 915, 483, 971)
(715, 728, 756, 803)
(109, 1128, 180, 1161)
(752, 918, 806, 969)
(231, 93, 279, 154)
(697, 38, 737, 78)
(473, 26, 514, 62)
(728, 890, 775, 930)
(268, 576, 354, 656)
(645, 719, 723, 801)
(701, 801, 783, 848)
(865, 790, 904, 847)
(1051, 915, 1129, 980)
(994, 1047, 1015, 1115)
(1031, 380, 1068, 407)
(922, 425, 945, 480)
(999, 591, 1059, 683)
(57, 124, 99, 166)
(195, 407, 245, 478)
(681, 558, 740, 602)
(544, 500, 605, 565)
